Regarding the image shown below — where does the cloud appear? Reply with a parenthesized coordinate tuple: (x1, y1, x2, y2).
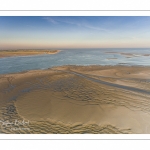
(83, 24, 108, 32)
(43, 17, 58, 24)
(43, 17, 81, 26)
(43, 17, 110, 33)
(60, 20, 110, 33)
(61, 20, 81, 26)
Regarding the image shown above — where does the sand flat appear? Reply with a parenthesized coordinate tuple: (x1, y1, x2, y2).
(0, 65, 150, 133)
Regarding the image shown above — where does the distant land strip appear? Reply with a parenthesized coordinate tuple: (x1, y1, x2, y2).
(0, 49, 60, 58)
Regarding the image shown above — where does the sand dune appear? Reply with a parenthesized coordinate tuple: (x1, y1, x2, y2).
(0, 65, 150, 133)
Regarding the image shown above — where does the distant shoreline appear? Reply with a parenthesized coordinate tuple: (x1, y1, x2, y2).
(105, 51, 150, 57)
(0, 49, 60, 58)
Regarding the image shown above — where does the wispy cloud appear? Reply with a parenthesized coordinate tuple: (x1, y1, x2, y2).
(43, 17, 58, 24)
(61, 20, 81, 26)
(43, 17, 81, 26)
(83, 24, 108, 32)
(43, 17, 109, 32)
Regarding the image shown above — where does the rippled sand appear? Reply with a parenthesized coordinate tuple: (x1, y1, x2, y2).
(0, 65, 150, 134)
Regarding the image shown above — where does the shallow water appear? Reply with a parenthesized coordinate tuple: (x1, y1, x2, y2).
(0, 48, 150, 74)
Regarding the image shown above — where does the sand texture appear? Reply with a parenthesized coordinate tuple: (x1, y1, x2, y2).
(0, 65, 150, 134)
(0, 50, 60, 58)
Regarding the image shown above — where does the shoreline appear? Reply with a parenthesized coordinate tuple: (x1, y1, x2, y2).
(0, 49, 61, 58)
(0, 64, 150, 76)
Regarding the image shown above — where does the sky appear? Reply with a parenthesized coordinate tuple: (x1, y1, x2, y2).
(0, 16, 150, 50)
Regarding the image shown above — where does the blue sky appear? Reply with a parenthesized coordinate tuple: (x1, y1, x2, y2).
(0, 16, 150, 49)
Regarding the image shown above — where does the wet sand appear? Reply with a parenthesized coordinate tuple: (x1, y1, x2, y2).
(0, 65, 150, 133)
(0, 50, 60, 58)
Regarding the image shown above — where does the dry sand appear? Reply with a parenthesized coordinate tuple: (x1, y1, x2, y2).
(0, 65, 150, 134)
(0, 50, 60, 58)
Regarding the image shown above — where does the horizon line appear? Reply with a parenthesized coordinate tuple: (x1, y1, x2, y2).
(0, 47, 150, 51)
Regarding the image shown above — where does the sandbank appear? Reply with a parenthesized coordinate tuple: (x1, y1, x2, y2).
(0, 50, 60, 58)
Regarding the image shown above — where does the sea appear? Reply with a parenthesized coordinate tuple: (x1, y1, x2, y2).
(0, 48, 150, 74)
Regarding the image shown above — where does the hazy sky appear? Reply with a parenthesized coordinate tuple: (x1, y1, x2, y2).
(0, 16, 150, 50)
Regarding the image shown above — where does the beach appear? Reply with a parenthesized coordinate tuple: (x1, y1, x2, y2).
(0, 65, 150, 133)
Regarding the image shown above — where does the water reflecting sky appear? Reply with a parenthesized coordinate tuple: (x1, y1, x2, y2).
(0, 48, 150, 74)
